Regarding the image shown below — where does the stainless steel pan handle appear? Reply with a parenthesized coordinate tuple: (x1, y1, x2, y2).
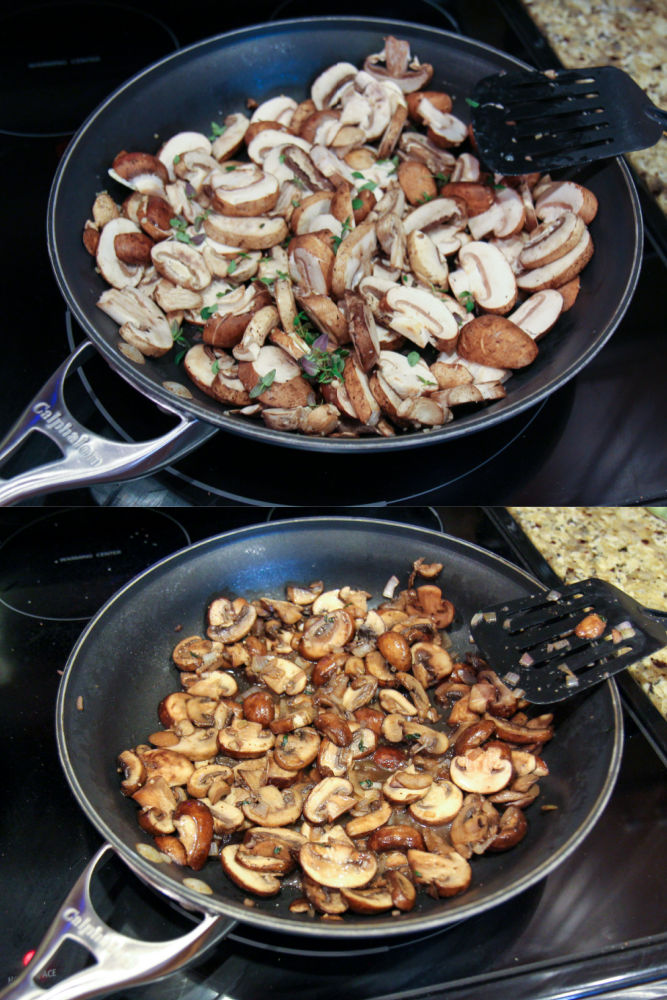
(0, 343, 213, 506)
(0, 844, 235, 1000)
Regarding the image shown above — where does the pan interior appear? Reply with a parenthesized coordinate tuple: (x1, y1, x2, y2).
(57, 518, 622, 937)
(48, 17, 642, 453)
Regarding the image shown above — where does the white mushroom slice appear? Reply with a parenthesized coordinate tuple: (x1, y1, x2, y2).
(517, 229, 594, 292)
(518, 211, 586, 270)
(492, 187, 527, 239)
(407, 848, 472, 897)
(458, 241, 517, 314)
(408, 780, 463, 825)
(232, 305, 280, 363)
(382, 767, 433, 805)
(164, 180, 198, 223)
(158, 132, 212, 180)
(436, 350, 510, 385)
(310, 144, 358, 186)
(311, 62, 359, 110)
(151, 240, 211, 291)
(508, 289, 564, 340)
(138, 748, 195, 786)
(217, 719, 275, 759)
(211, 113, 250, 161)
(384, 286, 459, 351)
(291, 191, 334, 234)
(403, 197, 467, 236)
(299, 841, 377, 889)
(207, 596, 257, 642)
(247, 129, 311, 165)
(204, 212, 288, 251)
(432, 382, 506, 407)
(251, 95, 298, 125)
(466, 201, 506, 241)
(97, 286, 173, 357)
(379, 689, 418, 716)
(241, 785, 304, 827)
(311, 589, 344, 614)
(166, 728, 219, 762)
(212, 171, 280, 217)
(535, 180, 598, 224)
(450, 746, 513, 794)
(418, 99, 467, 146)
(342, 355, 381, 426)
(206, 798, 245, 834)
(221, 844, 281, 897)
(490, 233, 528, 274)
(237, 344, 313, 408)
(303, 777, 357, 824)
(185, 670, 238, 699)
(407, 230, 449, 288)
(249, 655, 308, 696)
(378, 349, 437, 398)
(96, 218, 145, 289)
(345, 291, 380, 372)
(174, 149, 219, 193)
(450, 152, 481, 182)
(331, 219, 377, 298)
(399, 131, 457, 174)
(289, 234, 334, 294)
(154, 279, 202, 313)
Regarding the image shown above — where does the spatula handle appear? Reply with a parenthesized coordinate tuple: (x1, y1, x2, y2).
(645, 105, 667, 129)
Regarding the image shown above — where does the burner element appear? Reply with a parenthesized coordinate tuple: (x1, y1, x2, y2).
(0, 509, 190, 620)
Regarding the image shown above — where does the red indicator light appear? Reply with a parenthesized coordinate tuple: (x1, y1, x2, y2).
(22, 950, 36, 967)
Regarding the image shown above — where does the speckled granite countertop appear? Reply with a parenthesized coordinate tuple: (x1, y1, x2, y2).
(520, 0, 666, 214)
(507, 506, 667, 718)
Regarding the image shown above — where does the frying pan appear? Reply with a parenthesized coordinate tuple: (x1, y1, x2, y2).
(3, 517, 623, 1000)
(0, 17, 643, 503)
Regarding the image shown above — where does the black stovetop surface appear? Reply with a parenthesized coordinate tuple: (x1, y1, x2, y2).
(1, 506, 666, 1000)
(1, 0, 666, 507)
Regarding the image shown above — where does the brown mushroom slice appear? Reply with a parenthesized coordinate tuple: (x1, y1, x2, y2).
(382, 767, 433, 806)
(232, 305, 280, 364)
(286, 581, 324, 606)
(186, 763, 233, 800)
(345, 799, 393, 838)
(458, 241, 517, 314)
(519, 211, 586, 270)
(411, 642, 454, 688)
(458, 314, 538, 370)
(395, 672, 438, 723)
(379, 689, 418, 716)
(385, 870, 417, 912)
(345, 290, 381, 372)
(487, 806, 528, 852)
(317, 738, 353, 778)
(299, 609, 355, 660)
(288, 233, 335, 294)
(138, 748, 195, 787)
(311, 61, 358, 110)
(236, 829, 301, 875)
(363, 36, 433, 93)
(221, 844, 282, 897)
(118, 750, 147, 796)
(166, 728, 219, 762)
(450, 745, 513, 795)
(303, 777, 358, 825)
(132, 775, 177, 834)
(184, 670, 238, 699)
(508, 289, 564, 340)
(241, 785, 304, 828)
(184, 345, 252, 408)
(299, 840, 377, 889)
(407, 848, 472, 897)
(450, 793, 500, 858)
(172, 635, 226, 672)
(207, 596, 257, 643)
(204, 211, 288, 250)
(407, 230, 449, 288)
(377, 349, 439, 398)
(489, 715, 554, 745)
(274, 727, 321, 771)
(408, 779, 463, 825)
(151, 241, 211, 292)
(203, 796, 245, 834)
(341, 675, 379, 714)
(217, 719, 275, 759)
(237, 344, 313, 408)
(340, 884, 394, 914)
(517, 228, 594, 293)
(172, 800, 213, 871)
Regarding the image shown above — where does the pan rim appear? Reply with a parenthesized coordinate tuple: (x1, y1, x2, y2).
(55, 516, 624, 938)
(46, 17, 643, 454)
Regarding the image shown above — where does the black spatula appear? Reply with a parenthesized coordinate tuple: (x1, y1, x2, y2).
(470, 65, 667, 173)
(470, 578, 666, 703)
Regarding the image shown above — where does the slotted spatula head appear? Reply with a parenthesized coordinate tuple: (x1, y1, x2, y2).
(470, 578, 666, 703)
(471, 65, 667, 173)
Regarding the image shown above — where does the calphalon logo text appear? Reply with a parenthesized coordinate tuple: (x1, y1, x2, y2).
(63, 907, 122, 950)
(33, 404, 103, 467)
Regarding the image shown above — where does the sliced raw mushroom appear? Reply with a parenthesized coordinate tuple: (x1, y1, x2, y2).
(450, 745, 513, 794)
(97, 286, 173, 357)
(331, 220, 377, 298)
(508, 289, 563, 340)
(211, 166, 280, 216)
(458, 241, 518, 314)
(299, 840, 377, 889)
(220, 843, 282, 896)
(157, 132, 211, 180)
(288, 233, 335, 294)
(406, 230, 449, 288)
(232, 304, 280, 363)
(535, 180, 598, 224)
(237, 344, 314, 408)
(311, 61, 359, 110)
(204, 211, 288, 250)
(407, 848, 472, 897)
(363, 36, 433, 93)
(110, 150, 169, 194)
(211, 112, 250, 161)
(518, 211, 586, 270)
(377, 349, 439, 397)
(344, 290, 380, 371)
(151, 240, 211, 291)
(516, 228, 594, 292)
(383, 286, 459, 351)
(342, 355, 381, 426)
(458, 314, 538, 369)
(184, 345, 251, 407)
(96, 218, 145, 290)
